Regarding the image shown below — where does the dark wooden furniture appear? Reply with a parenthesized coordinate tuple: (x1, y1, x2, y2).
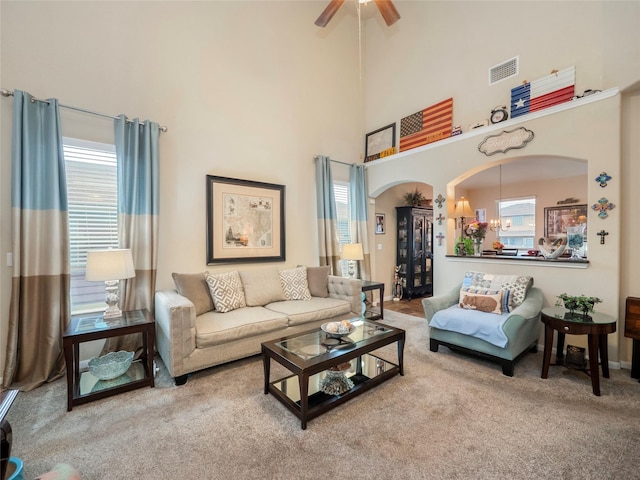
(624, 296, 640, 380)
(0, 390, 18, 480)
(63, 309, 155, 411)
(396, 206, 433, 299)
(262, 319, 405, 429)
(361, 280, 385, 320)
(541, 307, 616, 396)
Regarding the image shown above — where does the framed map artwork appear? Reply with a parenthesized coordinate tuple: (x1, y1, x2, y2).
(206, 175, 285, 264)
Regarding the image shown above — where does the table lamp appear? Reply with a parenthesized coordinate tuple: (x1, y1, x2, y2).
(341, 243, 364, 279)
(85, 249, 136, 319)
(453, 196, 474, 233)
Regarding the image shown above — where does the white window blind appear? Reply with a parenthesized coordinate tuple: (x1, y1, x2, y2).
(64, 138, 118, 313)
(333, 181, 352, 276)
(497, 196, 536, 249)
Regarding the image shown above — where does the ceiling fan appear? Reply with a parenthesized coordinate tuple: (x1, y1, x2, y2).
(315, 0, 400, 27)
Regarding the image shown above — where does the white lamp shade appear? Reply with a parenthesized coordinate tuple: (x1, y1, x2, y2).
(85, 249, 136, 281)
(454, 197, 474, 218)
(341, 243, 364, 261)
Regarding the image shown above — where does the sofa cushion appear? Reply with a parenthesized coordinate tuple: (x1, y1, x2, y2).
(306, 265, 330, 298)
(430, 304, 510, 348)
(280, 266, 312, 300)
(266, 297, 351, 326)
(205, 271, 247, 313)
(463, 271, 533, 310)
(172, 271, 215, 315)
(459, 289, 503, 314)
(240, 267, 286, 306)
(195, 307, 288, 348)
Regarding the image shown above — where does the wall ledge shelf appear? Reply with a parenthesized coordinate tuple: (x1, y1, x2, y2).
(445, 255, 589, 269)
(365, 87, 619, 167)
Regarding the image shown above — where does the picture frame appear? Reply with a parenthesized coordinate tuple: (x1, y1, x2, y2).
(544, 204, 588, 240)
(206, 175, 285, 264)
(475, 208, 487, 223)
(365, 123, 396, 162)
(375, 213, 386, 235)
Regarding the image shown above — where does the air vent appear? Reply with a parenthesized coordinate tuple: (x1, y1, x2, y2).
(489, 56, 519, 85)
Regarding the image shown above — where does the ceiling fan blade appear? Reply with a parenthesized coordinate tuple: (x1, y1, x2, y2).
(315, 0, 346, 27)
(374, 0, 400, 26)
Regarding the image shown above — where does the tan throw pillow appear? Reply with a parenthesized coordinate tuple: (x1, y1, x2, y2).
(172, 272, 215, 315)
(306, 265, 330, 298)
(239, 266, 285, 306)
(459, 289, 503, 315)
(205, 271, 246, 313)
(280, 267, 312, 300)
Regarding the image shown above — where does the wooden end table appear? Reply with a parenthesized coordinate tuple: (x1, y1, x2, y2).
(63, 309, 155, 411)
(540, 307, 616, 396)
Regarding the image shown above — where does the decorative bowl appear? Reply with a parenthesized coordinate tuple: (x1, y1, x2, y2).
(321, 322, 357, 338)
(88, 350, 134, 380)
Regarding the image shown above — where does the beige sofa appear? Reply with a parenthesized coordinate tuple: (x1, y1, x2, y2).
(154, 266, 362, 384)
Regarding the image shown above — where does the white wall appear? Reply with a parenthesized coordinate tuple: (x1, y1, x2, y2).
(0, 1, 361, 380)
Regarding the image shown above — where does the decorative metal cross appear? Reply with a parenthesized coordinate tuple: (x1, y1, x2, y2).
(595, 171, 612, 188)
(435, 232, 445, 246)
(597, 230, 609, 244)
(436, 213, 445, 225)
(435, 194, 445, 209)
(591, 197, 616, 218)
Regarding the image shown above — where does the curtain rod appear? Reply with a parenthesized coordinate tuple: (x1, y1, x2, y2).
(0, 88, 168, 133)
(313, 155, 353, 166)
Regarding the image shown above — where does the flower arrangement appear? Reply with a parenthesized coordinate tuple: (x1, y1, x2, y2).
(465, 220, 488, 240)
(555, 293, 602, 314)
(492, 241, 505, 250)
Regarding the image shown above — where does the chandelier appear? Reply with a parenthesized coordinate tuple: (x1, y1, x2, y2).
(489, 164, 511, 232)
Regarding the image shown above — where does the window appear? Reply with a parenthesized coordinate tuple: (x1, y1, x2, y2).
(333, 181, 352, 276)
(64, 138, 118, 313)
(496, 196, 536, 248)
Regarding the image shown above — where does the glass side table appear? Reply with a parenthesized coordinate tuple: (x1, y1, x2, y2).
(63, 309, 155, 411)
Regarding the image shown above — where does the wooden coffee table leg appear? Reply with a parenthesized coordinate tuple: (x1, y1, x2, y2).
(299, 373, 309, 430)
(398, 335, 405, 376)
(587, 333, 601, 396)
(262, 350, 270, 395)
(63, 338, 73, 411)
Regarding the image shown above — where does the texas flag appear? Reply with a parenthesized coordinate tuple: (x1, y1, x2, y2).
(510, 66, 575, 118)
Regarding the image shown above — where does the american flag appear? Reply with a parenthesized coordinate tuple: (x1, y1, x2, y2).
(511, 66, 575, 119)
(399, 98, 453, 152)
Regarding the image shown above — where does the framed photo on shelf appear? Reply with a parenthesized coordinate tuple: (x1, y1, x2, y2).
(375, 213, 386, 234)
(365, 123, 396, 162)
(544, 204, 588, 240)
(206, 175, 285, 264)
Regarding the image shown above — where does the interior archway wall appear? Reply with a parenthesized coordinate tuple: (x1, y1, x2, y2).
(369, 181, 433, 292)
(366, 94, 623, 363)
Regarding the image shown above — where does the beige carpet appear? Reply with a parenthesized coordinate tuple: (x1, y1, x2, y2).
(7, 311, 640, 479)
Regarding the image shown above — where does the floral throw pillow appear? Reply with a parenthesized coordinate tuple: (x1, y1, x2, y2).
(205, 271, 247, 313)
(463, 271, 533, 310)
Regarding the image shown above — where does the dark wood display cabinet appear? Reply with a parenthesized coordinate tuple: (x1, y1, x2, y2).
(395, 206, 433, 299)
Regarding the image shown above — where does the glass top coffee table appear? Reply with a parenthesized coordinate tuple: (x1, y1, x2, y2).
(261, 318, 405, 429)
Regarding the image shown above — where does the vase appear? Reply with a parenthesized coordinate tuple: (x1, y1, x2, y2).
(566, 224, 585, 259)
(473, 238, 483, 257)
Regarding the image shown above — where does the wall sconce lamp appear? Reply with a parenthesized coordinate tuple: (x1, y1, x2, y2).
(453, 197, 474, 234)
(85, 249, 136, 319)
(341, 243, 364, 279)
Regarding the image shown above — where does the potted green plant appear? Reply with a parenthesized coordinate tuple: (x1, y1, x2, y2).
(403, 188, 428, 207)
(454, 236, 473, 256)
(555, 293, 602, 314)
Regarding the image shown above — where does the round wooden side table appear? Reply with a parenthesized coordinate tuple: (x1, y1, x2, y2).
(540, 307, 616, 396)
